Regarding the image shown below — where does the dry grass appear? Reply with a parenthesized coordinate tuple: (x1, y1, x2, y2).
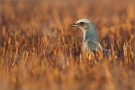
(0, 0, 134, 90)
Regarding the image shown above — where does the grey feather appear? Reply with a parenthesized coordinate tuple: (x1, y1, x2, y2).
(70, 19, 109, 56)
(84, 22, 102, 51)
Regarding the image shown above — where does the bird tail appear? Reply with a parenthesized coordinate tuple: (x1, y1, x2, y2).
(103, 49, 110, 57)
(86, 39, 110, 57)
(104, 50, 109, 56)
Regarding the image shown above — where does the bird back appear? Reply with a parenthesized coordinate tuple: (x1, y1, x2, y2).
(84, 22, 103, 51)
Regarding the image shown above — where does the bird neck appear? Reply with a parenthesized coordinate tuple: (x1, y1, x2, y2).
(82, 30, 86, 43)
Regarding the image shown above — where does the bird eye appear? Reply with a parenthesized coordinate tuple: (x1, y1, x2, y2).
(80, 22, 84, 25)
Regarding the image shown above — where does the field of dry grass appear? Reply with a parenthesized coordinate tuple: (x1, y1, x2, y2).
(0, 0, 134, 90)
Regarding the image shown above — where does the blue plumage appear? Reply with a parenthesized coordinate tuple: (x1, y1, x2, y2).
(70, 19, 109, 56)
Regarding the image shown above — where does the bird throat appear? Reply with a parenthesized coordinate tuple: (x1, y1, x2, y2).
(82, 30, 86, 43)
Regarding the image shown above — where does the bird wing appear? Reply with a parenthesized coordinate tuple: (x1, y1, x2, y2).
(90, 39, 103, 51)
(86, 39, 103, 51)
(85, 31, 103, 51)
(85, 39, 110, 56)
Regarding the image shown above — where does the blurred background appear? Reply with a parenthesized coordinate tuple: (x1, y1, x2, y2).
(0, 0, 134, 39)
(0, 0, 134, 89)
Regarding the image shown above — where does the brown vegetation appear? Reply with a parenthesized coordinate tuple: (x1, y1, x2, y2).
(0, 0, 134, 89)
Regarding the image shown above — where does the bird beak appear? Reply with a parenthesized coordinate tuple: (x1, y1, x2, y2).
(70, 23, 77, 27)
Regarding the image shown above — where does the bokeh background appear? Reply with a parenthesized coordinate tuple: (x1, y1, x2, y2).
(0, 0, 134, 89)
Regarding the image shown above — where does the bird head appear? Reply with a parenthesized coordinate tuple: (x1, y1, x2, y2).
(70, 19, 101, 51)
(70, 19, 91, 32)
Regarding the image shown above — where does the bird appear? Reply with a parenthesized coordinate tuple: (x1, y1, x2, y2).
(70, 18, 109, 56)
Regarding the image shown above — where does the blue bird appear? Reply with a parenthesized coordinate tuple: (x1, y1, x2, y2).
(70, 19, 109, 56)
